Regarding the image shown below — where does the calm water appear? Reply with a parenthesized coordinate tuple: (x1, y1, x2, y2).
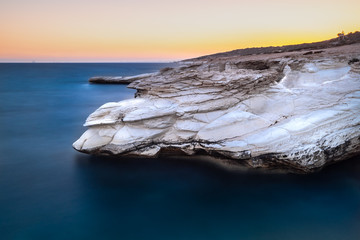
(0, 63, 359, 240)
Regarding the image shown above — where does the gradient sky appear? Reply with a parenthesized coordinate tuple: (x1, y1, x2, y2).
(0, 0, 359, 62)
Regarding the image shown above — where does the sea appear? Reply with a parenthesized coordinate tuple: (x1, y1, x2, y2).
(0, 63, 359, 240)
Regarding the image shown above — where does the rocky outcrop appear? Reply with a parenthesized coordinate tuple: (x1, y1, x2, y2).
(74, 44, 360, 173)
(89, 73, 156, 84)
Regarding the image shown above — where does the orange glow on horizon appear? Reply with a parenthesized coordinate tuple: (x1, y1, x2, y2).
(1, 0, 359, 62)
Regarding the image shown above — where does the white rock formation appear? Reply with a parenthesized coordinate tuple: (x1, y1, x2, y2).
(74, 44, 360, 172)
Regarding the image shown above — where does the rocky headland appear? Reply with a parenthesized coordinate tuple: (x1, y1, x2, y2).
(74, 33, 360, 173)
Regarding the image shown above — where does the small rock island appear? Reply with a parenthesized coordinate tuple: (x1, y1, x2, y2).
(74, 33, 360, 173)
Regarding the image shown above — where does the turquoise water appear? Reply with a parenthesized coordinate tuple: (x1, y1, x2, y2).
(0, 63, 359, 240)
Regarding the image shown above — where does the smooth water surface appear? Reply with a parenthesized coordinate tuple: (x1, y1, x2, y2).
(0, 63, 359, 240)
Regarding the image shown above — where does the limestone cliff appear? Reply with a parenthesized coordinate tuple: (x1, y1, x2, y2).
(73, 43, 360, 173)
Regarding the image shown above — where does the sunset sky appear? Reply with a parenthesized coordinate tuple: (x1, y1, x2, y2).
(0, 0, 359, 62)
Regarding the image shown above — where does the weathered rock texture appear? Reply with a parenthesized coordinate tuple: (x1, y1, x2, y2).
(74, 43, 360, 173)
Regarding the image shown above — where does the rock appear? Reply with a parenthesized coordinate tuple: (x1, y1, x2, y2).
(89, 73, 156, 84)
(74, 43, 360, 173)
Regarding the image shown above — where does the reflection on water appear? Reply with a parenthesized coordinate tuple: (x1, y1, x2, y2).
(72, 154, 360, 239)
(0, 63, 359, 240)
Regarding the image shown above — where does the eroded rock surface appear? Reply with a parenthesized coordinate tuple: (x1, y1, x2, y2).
(74, 44, 360, 173)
